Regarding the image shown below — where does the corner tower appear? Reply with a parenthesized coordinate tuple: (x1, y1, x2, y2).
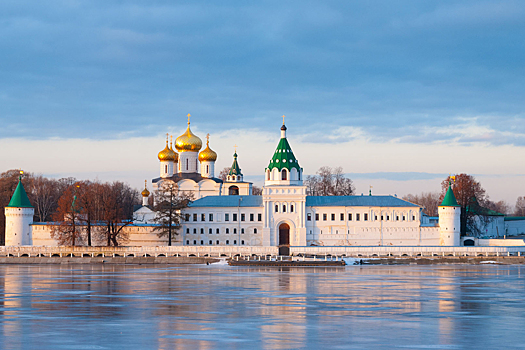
(5, 172, 34, 246)
(439, 181, 461, 246)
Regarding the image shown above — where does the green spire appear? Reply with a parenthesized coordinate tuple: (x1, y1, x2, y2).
(441, 182, 460, 207)
(267, 126, 301, 172)
(228, 152, 242, 176)
(7, 176, 33, 208)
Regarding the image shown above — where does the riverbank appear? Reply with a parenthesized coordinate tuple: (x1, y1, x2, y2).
(0, 256, 219, 265)
(355, 256, 525, 265)
(2, 255, 525, 265)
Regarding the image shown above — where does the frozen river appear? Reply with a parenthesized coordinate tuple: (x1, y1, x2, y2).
(1, 263, 525, 349)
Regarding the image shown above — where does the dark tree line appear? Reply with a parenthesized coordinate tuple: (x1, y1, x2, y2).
(0, 169, 139, 246)
(305, 166, 355, 196)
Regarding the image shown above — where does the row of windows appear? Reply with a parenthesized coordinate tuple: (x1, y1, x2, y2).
(186, 239, 245, 245)
(189, 213, 262, 222)
(307, 213, 416, 222)
(266, 168, 301, 181)
(275, 204, 295, 213)
(185, 227, 258, 234)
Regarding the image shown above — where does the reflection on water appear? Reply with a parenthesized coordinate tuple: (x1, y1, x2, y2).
(0, 264, 525, 349)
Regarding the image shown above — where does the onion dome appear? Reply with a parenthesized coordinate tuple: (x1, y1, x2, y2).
(141, 180, 150, 197)
(175, 114, 202, 152)
(199, 134, 217, 162)
(158, 135, 177, 161)
(169, 135, 179, 162)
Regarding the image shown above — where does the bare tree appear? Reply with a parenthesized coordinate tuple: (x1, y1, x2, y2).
(30, 175, 62, 222)
(403, 192, 440, 216)
(219, 167, 230, 181)
(440, 174, 487, 236)
(153, 181, 193, 246)
(515, 197, 525, 217)
(484, 198, 510, 215)
(252, 185, 262, 195)
(51, 183, 84, 246)
(96, 181, 140, 246)
(304, 166, 355, 196)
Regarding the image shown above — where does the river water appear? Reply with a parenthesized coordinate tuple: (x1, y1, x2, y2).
(1, 263, 525, 349)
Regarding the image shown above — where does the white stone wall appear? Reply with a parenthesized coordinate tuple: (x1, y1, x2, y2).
(506, 219, 525, 236)
(181, 206, 264, 247)
(5, 207, 34, 246)
(305, 205, 426, 246)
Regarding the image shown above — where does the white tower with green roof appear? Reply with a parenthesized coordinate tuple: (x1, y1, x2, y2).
(439, 181, 461, 246)
(5, 172, 34, 246)
(262, 120, 307, 251)
(264, 123, 303, 186)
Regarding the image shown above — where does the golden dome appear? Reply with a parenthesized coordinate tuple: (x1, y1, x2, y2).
(199, 134, 217, 162)
(158, 135, 177, 161)
(175, 114, 202, 152)
(169, 135, 179, 162)
(141, 180, 150, 197)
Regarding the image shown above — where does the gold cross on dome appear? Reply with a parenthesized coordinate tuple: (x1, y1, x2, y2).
(206, 133, 210, 145)
(282, 115, 286, 125)
(234, 144, 238, 153)
(166, 133, 169, 143)
(144, 180, 147, 188)
(187, 113, 191, 124)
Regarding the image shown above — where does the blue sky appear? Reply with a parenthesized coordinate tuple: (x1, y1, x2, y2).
(1, 1, 525, 203)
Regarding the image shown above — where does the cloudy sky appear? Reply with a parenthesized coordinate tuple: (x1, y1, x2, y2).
(1, 1, 525, 204)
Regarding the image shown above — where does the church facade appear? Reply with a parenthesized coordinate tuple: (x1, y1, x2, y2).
(4, 116, 463, 250)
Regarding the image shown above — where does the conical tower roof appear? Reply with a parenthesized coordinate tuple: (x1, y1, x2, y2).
(7, 176, 33, 208)
(441, 182, 460, 207)
(267, 123, 301, 172)
(228, 152, 243, 176)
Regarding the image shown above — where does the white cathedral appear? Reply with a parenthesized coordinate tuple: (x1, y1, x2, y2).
(5, 116, 462, 252)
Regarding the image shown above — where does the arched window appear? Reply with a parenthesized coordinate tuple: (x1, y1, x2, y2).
(229, 186, 239, 195)
(282, 169, 287, 180)
(165, 165, 168, 173)
(206, 165, 209, 173)
(291, 205, 294, 212)
(275, 204, 279, 212)
(186, 159, 189, 171)
(267, 170, 270, 180)
(298, 171, 301, 180)
(283, 205, 287, 213)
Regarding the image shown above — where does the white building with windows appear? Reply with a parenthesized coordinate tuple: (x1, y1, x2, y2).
(5, 116, 464, 251)
(139, 118, 460, 253)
